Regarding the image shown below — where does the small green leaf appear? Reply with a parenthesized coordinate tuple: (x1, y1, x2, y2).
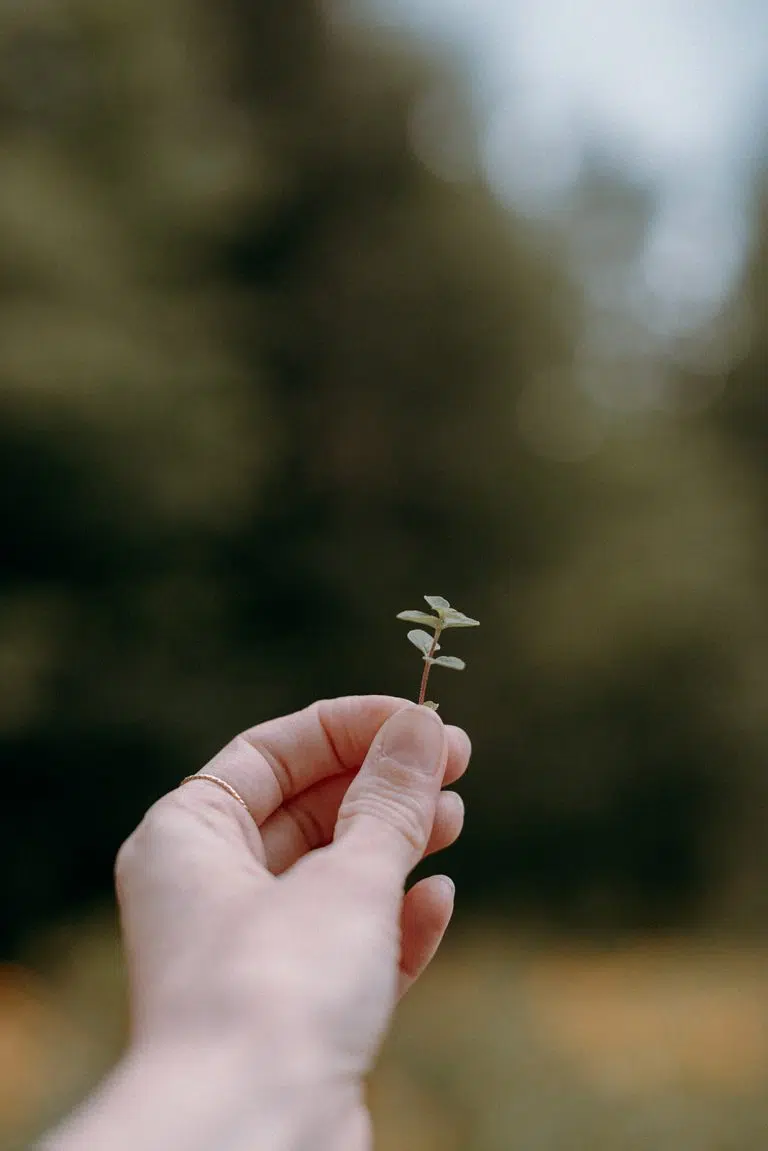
(423, 701, 440, 710)
(440, 609, 480, 628)
(424, 595, 451, 612)
(396, 610, 441, 628)
(407, 629, 434, 656)
(432, 654, 466, 670)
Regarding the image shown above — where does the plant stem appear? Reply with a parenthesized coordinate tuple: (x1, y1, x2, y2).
(418, 622, 443, 705)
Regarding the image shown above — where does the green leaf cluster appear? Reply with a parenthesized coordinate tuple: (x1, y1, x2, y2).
(397, 595, 480, 634)
(398, 596, 478, 694)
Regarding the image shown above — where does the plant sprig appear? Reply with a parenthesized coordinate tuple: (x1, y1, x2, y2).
(397, 595, 479, 709)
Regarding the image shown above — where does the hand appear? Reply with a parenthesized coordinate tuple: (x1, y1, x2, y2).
(100, 695, 469, 1149)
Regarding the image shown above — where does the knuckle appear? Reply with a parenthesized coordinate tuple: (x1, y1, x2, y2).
(113, 835, 136, 890)
(288, 801, 328, 853)
(134, 794, 180, 841)
(342, 782, 428, 855)
(113, 794, 182, 890)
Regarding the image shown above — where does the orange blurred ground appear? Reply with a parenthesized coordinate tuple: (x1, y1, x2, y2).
(4, 917, 768, 1150)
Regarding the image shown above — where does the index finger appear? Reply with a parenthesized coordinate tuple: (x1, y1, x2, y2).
(191, 695, 470, 827)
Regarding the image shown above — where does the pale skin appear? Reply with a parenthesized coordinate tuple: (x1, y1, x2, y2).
(40, 696, 470, 1151)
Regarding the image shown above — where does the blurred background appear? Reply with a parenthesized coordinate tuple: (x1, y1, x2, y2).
(1, 0, 768, 1146)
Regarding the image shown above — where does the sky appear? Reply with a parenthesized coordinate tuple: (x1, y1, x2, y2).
(335, 0, 768, 363)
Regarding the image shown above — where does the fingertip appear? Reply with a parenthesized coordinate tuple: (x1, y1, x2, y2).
(439, 789, 465, 825)
(393, 701, 445, 731)
(435, 873, 455, 901)
(443, 725, 472, 787)
(426, 790, 464, 858)
(446, 724, 472, 762)
(398, 872, 456, 996)
(377, 704, 446, 775)
(416, 702, 445, 722)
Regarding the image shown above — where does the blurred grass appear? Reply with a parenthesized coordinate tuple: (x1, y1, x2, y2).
(5, 912, 768, 1150)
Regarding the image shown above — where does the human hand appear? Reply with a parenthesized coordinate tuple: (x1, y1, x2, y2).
(108, 695, 469, 1148)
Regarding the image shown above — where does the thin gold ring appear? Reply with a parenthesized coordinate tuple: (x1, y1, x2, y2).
(179, 773, 250, 812)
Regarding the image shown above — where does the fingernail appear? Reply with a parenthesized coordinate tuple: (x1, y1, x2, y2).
(380, 706, 445, 776)
(438, 875, 455, 899)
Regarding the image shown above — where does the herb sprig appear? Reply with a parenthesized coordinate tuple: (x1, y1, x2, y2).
(396, 595, 479, 709)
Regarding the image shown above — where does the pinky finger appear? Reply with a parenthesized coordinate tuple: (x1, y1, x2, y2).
(397, 873, 455, 999)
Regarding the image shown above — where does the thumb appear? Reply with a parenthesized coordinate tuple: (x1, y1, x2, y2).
(331, 704, 447, 886)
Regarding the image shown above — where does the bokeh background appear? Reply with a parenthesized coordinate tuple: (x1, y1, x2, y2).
(2, 0, 768, 1146)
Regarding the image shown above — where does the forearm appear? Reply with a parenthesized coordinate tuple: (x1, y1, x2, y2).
(38, 1037, 363, 1151)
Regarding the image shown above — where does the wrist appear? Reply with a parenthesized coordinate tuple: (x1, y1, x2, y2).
(39, 1033, 359, 1151)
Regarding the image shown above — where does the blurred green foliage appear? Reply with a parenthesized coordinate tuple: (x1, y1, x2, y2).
(1, 0, 768, 953)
